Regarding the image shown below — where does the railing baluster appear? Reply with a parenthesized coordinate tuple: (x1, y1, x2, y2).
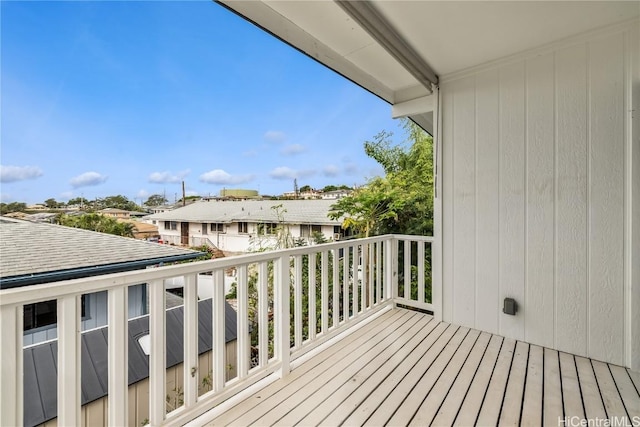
(308, 252, 317, 341)
(376, 242, 382, 304)
(0, 304, 23, 426)
(332, 248, 339, 328)
(343, 246, 349, 322)
(404, 239, 411, 300)
(275, 255, 290, 377)
(149, 279, 166, 425)
(184, 274, 198, 407)
(358, 243, 368, 313)
(237, 265, 249, 378)
(368, 243, 374, 308)
(57, 295, 81, 426)
(418, 241, 425, 303)
(321, 251, 329, 334)
(213, 269, 225, 391)
(353, 245, 359, 317)
(294, 255, 303, 348)
(108, 287, 128, 425)
(386, 238, 396, 300)
(258, 262, 268, 367)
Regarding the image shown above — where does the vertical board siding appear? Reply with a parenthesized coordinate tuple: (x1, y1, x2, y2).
(475, 69, 501, 335)
(587, 33, 625, 366)
(498, 61, 526, 340)
(452, 75, 477, 328)
(555, 43, 588, 357)
(525, 52, 556, 348)
(442, 28, 631, 365)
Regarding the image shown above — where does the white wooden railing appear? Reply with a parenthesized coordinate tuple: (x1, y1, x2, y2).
(0, 234, 435, 426)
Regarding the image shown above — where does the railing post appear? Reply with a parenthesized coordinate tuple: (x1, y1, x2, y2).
(321, 251, 329, 334)
(108, 287, 129, 426)
(293, 255, 303, 348)
(275, 255, 290, 377)
(149, 280, 166, 425)
(308, 252, 317, 341)
(57, 295, 81, 426)
(257, 262, 268, 367)
(384, 238, 395, 302)
(213, 269, 225, 392)
(237, 265, 249, 378)
(0, 304, 23, 426)
(184, 274, 199, 407)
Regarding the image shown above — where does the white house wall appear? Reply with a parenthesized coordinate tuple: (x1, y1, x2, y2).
(159, 221, 337, 253)
(440, 22, 638, 368)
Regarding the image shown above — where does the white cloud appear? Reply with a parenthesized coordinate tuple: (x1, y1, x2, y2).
(199, 169, 255, 185)
(269, 167, 316, 180)
(59, 191, 75, 200)
(148, 169, 190, 184)
(344, 163, 359, 175)
(263, 130, 286, 144)
(136, 189, 150, 199)
(70, 171, 108, 188)
(322, 165, 340, 177)
(242, 149, 258, 157)
(0, 165, 43, 183)
(280, 144, 306, 156)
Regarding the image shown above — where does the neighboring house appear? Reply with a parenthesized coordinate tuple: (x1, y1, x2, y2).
(98, 208, 131, 219)
(147, 199, 345, 252)
(321, 189, 352, 200)
(24, 299, 240, 427)
(117, 218, 160, 240)
(0, 218, 203, 346)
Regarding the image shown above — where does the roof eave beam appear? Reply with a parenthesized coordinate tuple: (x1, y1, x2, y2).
(391, 94, 434, 119)
(335, 0, 439, 93)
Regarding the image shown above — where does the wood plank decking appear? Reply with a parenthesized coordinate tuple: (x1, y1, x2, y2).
(197, 309, 640, 426)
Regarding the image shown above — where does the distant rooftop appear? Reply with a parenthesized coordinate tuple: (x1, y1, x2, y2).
(0, 218, 203, 288)
(148, 199, 342, 225)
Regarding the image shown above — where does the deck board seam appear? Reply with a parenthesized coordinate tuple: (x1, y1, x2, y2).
(382, 325, 468, 425)
(267, 313, 430, 425)
(473, 336, 505, 425)
(362, 324, 461, 425)
(422, 330, 484, 427)
(450, 332, 494, 425)
(312, 318, 440, 426)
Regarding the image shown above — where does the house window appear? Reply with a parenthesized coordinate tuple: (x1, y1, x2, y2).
(238, 222, 248, 233)
(166, 221, 177, 230)
(258, 223, 277, 235)
(202, 223, 208, 235)
(301, 224, 322, 238)
(23, 296, 89, 331)
(211, 223, 224, 233)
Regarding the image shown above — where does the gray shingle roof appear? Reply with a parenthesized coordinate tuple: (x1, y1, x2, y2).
(148, 199, 341, 225)
(23, 298, 239, 427)
(0, 218, 202, 287)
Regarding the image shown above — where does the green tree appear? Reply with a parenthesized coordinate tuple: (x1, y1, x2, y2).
(44, 198, 59, 209)
(101, 195, 139, 211)
(144, 194, 168, 207)
(67, 197, 89, 207)
(56, 213, 135, 237)
(299, 185, 312, 193)
(0, 202, 27, 214)
(329, 119, 433, 237)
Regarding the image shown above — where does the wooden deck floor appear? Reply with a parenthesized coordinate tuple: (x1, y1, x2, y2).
(198, 309, 640, 426)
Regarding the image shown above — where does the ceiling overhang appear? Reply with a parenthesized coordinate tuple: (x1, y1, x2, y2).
(217, 1, 639, 135)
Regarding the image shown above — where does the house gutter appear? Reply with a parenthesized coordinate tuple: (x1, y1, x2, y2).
(0, 252, 205, 289)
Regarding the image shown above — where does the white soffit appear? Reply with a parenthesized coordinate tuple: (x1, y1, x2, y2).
(374, 1, 639, 77)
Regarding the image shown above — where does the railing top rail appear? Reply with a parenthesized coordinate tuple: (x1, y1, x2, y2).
(0, 234, 433, 306)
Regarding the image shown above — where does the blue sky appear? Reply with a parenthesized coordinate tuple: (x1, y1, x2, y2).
(1, 1, 400, 205)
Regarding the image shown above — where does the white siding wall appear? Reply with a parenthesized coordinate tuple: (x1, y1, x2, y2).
(440, 22, 638, 368)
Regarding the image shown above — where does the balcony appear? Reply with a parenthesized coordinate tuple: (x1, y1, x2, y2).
(1, 235, 638, 426)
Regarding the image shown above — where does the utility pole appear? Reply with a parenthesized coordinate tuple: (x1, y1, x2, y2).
(182, 181, 186, 206)
(294, 178, 299, 199)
